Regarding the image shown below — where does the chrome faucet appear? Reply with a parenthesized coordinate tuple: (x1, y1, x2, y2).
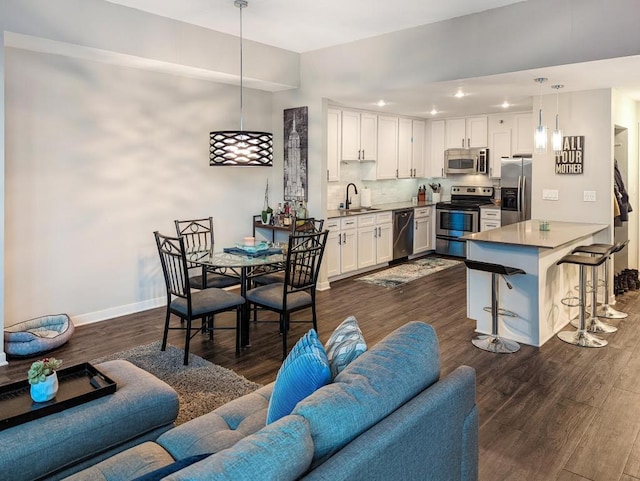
(345, 183, 358, 210)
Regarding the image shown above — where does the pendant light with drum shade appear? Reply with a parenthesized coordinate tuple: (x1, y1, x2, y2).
(551, 84, 564, 154)
(533, 77, 548, 154)
(209, 0, 273, 166)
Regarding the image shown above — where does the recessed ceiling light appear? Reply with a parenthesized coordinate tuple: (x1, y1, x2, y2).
(501, 101, 510, 108)
(430, 109, 438, 115)
(376, 100, 387, 107)
(454, 91, 465, 98)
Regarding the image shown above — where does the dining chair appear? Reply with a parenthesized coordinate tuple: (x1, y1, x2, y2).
(252, 217, 325, 288)
(246, 230, 329, 359)
(174, 217, 241, 290)
(154, 231, 245, 365)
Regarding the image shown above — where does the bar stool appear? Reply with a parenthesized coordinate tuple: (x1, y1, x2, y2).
(599, 240, 629, 319)
(556, 253, 609, 348)
(464, 259, 525, 354)
(569, 243, 618, 334)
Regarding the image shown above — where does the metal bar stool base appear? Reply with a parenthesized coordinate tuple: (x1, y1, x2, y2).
(472, 334, 520, 354)
(569, 316, 617, 333)
(598, 304, 628, 319)
(557, 329, 607, 348)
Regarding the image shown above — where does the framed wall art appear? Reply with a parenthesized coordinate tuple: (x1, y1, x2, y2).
(283, 106, 308, 202)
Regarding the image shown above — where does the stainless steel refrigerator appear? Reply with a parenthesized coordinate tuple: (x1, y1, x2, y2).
(500, 156, 532, 226)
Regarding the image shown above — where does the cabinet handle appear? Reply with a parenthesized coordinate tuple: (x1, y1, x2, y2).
(467, 138, 470, 148)
(378, 227, 381, 236)
(374, 228, 377, 238)
(396, 169, 398, 178)
(415, 220, 418, 230)
(343, 232, 346, 243)
(357, 149, 361, 160)
(461, 139, 464, 148)
(362, 149, 365, 159)
(327, 169, 329, 181)
(338, 233, 342, 245)
(441, 167, 444, 176)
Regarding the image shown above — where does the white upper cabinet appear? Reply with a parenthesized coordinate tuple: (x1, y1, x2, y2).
(427, 120, 446, 178)
(514, 113, 533, 155)
(376, 115, 399, 180)
(327, 108, 341, 182)
(397, 119, 426, 179)
(341, 110, 378, 161)
(446, 116, 488, 149)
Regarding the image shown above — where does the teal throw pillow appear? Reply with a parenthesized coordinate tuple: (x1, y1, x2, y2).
(325, 315, 367, 378)
(266, 329, 331, 424)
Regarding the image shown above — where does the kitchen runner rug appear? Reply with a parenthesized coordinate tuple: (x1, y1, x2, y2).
(92, 341, 261, 426)
(355, 256, 462, 288)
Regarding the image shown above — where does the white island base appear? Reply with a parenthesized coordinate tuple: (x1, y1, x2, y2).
(464, 220, 609, 347)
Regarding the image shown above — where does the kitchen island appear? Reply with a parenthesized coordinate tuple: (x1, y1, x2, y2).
(463, 220, 609, 347)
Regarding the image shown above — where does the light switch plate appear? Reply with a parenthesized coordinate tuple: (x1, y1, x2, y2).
(584, 191, 597, 202)
(542, 189, 559, 201)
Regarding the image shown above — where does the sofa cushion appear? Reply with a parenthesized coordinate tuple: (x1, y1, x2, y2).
(62, 441, 175, 481)
(266, 329, 331, 424)
(292, 321, 441, 463)
(157, 384, 273, 460)
(162, 415, 314, 481)
(324, 315, 367, 378)
(132, 452, 211, 481)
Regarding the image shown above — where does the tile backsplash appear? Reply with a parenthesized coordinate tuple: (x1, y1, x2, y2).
(326, 163, 497, 209)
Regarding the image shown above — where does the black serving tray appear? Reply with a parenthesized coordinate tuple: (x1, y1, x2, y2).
(0, 362, 117, 431)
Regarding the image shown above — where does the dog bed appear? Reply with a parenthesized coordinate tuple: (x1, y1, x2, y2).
(4, 314, 75, 357)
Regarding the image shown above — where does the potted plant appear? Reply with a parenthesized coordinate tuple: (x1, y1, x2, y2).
(261, 180, 273, 224)
(28, 357, 62, 402)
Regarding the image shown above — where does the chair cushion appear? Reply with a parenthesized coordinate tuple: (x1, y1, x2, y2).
(266, 330, 331, 424)
(171, 289, 244, 317)
(246, 283, 311, 311)
(324, 315, 367, 379)
(252, 272, 285, 286)
(190, 273, 240, 290)
(292, 321, 441, 463)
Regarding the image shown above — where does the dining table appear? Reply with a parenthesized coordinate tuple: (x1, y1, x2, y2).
(185, 246, 285, 348)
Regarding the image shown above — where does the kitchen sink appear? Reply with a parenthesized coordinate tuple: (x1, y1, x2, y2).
(339, 207, 380, 214)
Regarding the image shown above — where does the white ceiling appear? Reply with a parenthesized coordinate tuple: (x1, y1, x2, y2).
(98, 1, 640, 117)
(104, 0, 528, 53)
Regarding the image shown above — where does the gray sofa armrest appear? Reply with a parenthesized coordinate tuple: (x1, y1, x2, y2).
(301, 365, 478, 481)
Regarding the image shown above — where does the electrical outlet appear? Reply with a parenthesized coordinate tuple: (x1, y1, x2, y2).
(584, 191, 597, 202)
(542, 189, 559, 201)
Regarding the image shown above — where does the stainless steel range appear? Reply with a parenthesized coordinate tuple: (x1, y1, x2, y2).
(435, 185, 494, 258)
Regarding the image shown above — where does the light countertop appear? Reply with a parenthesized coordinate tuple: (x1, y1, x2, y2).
(326, 201, 437, 219)
(462, 220, 608, 249)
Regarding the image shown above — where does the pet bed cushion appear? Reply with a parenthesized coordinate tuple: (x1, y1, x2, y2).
(4, 313, 75, 357)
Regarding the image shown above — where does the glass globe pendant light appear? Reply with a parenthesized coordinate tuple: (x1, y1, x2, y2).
(533, 77, 548, 154)
(551, 84, 564, 154)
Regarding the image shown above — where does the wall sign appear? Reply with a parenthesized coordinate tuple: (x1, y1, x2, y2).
(555, 136, 584, 174)
(283, 106, 308, 202)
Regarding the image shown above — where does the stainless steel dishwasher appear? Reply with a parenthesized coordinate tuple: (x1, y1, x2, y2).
(393, 209, 414, 260)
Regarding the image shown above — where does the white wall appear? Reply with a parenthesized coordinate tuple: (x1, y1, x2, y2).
(532, 89, 613, 229)
(3, 47, 280, 325)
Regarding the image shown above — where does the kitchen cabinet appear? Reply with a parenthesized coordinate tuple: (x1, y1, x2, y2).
(376, 115, 399, 180)
(327, 108, 341, 182)
(398, 119, 426, 178)
(341, 110, 377, 161)
(427, 120, 446, 177)
(326, 218, 358, 277)
(514, 113, 533, 155)
(480, 206, 501, 231)
(446, 116, 487, 149)
(357, 212, 393, 269)
(487, 113, 514, 178)
(413, 206, 433, 254)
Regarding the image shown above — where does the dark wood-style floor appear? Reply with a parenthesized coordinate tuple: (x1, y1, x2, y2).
(2, 261, 640, 481)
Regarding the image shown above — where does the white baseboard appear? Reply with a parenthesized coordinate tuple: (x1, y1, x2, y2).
(72, 297, 166, 326)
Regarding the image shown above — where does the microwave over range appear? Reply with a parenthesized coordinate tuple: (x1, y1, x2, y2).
(444, 148, 488, 175)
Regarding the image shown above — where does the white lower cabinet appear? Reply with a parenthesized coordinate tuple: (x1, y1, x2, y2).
(480, 207, 501, 232)
(326, 218, 357, 277)
(357, 212, 393, 269)
(413, 207, 433, 254)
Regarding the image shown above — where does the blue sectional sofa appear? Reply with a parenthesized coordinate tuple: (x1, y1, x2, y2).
(64, 321, 478, 481)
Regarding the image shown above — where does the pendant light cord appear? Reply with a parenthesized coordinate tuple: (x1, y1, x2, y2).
(238, 0, 244, 131)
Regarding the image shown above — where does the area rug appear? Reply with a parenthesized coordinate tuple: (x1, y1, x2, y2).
(92, 341, 261, 425)
(355, 256, 461, 288)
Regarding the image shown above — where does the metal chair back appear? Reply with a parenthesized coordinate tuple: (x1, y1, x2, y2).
(293, 218, 325, 235)
(154, 231, 190, 301)
(284, 230, 328, 293)
(175, 217, 214, 267)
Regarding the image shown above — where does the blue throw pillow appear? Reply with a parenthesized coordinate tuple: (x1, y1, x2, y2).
(132, 453, 211, 481)
(324, 315, 367, 379)
(266, 329, 331, 424)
